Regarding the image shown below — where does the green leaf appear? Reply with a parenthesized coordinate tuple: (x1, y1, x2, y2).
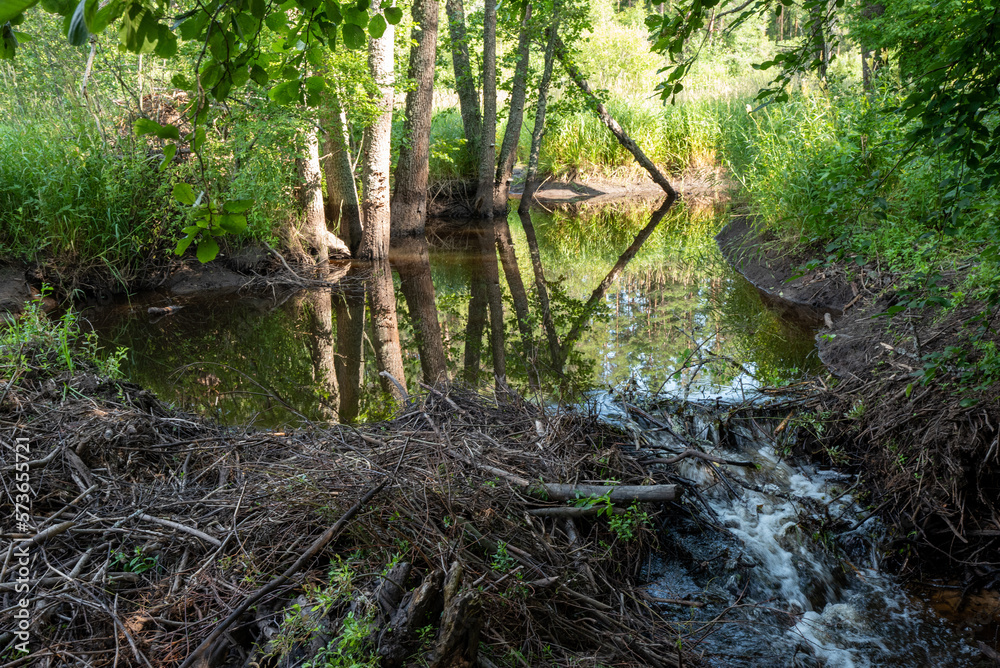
(0, 0, 37, 25)
(325, 1, 342, 23)
(173, 182, 197, 205)
(304, 74, 326, 94)
(0, 23, 16, 59)
(159, 143, 177, 170)
(153, 26, 176, 56)
(177, 9, 207, 39)
(223, 199, 252, 213)
(249, 63, 268, 85)
(231, 65, 249, 87)
(218, 213, 248, 234)
(82, 0, 97, 28)
(264, 11, 286, 31)
(268, 79, 302, 104)
(367, 13, 385, 38)
(342, 22, 364, 48)
(383, 5, 401, 24)
(196, 236, 220, 263)
(234, 12, 258, 37)
(175, 234, 196, 256)
(343, 6, 366, 25)
(90, 0, 123, 32)
(171, 73, 192, 90)
(191, 126, 206, 151)
(134, 118, 180, 140)
(249, 0, 265, 19)
(67, 0, 89, 46)
(40, 0, 73, 15)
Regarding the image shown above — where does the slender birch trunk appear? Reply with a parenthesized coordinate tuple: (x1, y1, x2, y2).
(478, 222, 506, 390)
(296, 129, 331, 265)
(473, 0, 497, 218)
(368, 259, 408, 401)
(322, 94, 363, 254)
(493, 2, 532, 215)
(391, 0, 439, 238)
(302, 288, 339, 420)
(445, 0, 482, 167)
(520, 9, 560, 214)
(558, 199, 673, 368)
(335, 277, 366, 423)
(555, 37, 677, 201)
(358, 15, 395, 260)
(517, 209, 560, 364)
(494, 215, 538, 387)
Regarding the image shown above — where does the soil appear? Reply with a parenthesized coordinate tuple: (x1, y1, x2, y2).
(717, 217, 1000, 582)
(716, 217, 856, 329)
(160, 262, 257, 297)
(0, 264, 30, 318)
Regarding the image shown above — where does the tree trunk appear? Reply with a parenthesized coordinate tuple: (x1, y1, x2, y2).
(335, 275, 366, 423)
(302, 288, 339, 421)
(391, 0, 439, 238)
(473, 0, 497, 218)
(494, 215, 537, 386)
(322, 94, 363, 254)
(555, 38, 677, 201)
(464, 263, 487, 386)
(358, 15, 395, 261)
(368, 259, 408, 401)
(558, 198, 673, 368)
(517, 209, 560, 364)
(444, 0, 482, 167)
(395, 236, 449, 385)
(296, 129, 331, 265)
(860, 2, 884, 94)
(519, 8, 560, 214)
(810, 1, 827, 80)
(492, 2, 532, 215)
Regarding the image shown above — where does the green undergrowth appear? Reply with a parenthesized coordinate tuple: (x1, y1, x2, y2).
(0, 292, 126, 381)
(0, 115, 170, 284)
(729, 76, 1000, 395)
(0, 96, 297, 288)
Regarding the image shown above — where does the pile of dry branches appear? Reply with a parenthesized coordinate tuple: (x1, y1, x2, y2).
(1, 366, 689, 667)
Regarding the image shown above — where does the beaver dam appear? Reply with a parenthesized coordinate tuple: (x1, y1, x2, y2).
(2, 200, 997, 666)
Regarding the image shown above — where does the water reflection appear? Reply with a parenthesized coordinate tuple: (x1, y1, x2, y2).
(86, 199, 820, 426)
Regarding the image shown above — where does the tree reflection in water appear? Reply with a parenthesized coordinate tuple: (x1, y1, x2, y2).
(89, 199, 819, 426)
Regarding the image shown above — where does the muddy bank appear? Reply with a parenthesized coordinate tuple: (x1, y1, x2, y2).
(718, 218, 1000, 579)
(428, 168, 730, 218)
(0, 247, 304, 318)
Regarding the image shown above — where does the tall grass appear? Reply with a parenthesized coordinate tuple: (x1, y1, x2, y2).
(0, 114, 170, 282)
(729, 78, 1000, 282)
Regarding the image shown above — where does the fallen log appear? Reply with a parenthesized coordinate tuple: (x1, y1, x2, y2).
(477, 462, 680, 503)
(641, 449, 757, 468)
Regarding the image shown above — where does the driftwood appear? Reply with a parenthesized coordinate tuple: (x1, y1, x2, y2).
(147, 305, 183, 316)
(642, 449, 757, 468)
(1, 368, 692, 668)
(477, 462, 680, 503)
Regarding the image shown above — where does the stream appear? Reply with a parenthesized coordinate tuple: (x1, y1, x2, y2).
(82, 197, 993, 665)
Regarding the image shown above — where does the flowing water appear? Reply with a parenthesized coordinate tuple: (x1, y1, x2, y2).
(82, 197, 994, 665)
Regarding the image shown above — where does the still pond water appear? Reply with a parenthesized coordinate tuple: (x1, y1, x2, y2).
(85, 198, 817, 426)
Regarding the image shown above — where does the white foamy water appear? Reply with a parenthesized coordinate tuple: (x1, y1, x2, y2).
(631, 405, 981, 668)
